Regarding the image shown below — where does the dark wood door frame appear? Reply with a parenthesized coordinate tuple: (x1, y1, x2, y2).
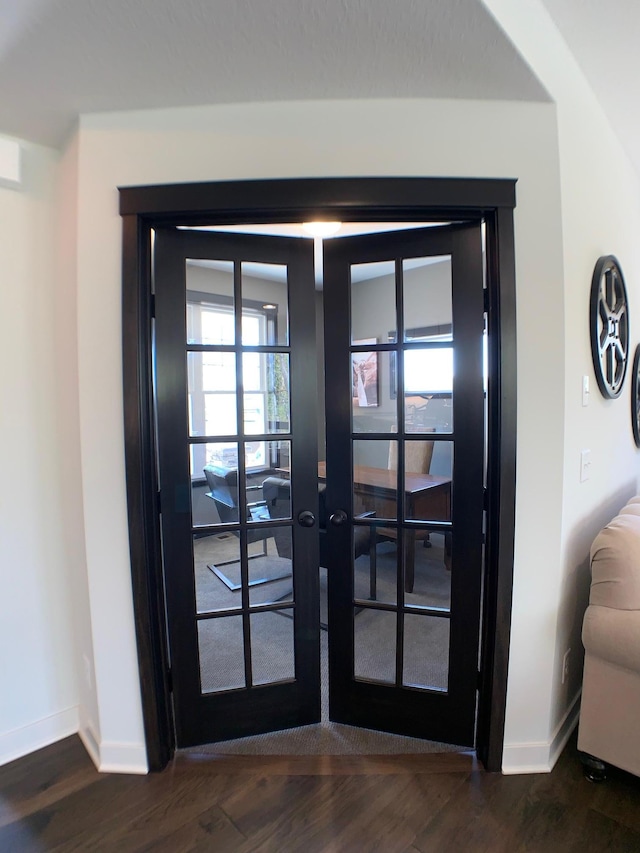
(119, 177, 517, 772)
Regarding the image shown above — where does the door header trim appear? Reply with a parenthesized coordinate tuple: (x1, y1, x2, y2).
(119, 176, 516, 220)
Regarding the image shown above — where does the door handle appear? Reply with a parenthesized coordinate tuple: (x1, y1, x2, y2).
(297, 510, 316, 528)
(329, 509, 348, 527)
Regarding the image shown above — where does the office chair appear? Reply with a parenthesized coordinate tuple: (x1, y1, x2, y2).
(203, 464, 290, 590)
(262, 477, 378, 600)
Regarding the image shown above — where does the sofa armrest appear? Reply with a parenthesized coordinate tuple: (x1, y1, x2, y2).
(582, 605, 640, 673)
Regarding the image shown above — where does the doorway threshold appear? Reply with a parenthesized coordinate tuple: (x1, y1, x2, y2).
(174, 750, 477, 777)
(179, 631, 470, 758)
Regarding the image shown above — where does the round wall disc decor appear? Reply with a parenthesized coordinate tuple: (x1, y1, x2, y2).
(590, 255, 629, 399)
(632, 346, 640, 448)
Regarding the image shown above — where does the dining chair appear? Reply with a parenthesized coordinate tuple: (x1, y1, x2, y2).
(377, 431, 436, 592)
(262, 477, 378, 612)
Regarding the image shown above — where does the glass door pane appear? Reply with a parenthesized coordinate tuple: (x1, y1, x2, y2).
(323, 223, 485, 748)
(154, 226, 319, 746)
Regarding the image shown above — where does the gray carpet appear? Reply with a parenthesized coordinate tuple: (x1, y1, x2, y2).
(187, 532, 463, 755)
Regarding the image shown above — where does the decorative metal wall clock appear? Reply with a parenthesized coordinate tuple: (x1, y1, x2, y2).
(632, 346, 640, 448)
(590, 255, 629, 399)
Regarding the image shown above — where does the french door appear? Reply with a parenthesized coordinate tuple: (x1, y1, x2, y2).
(153, 221, 485, 749)
(122, 176, 516, 770)
(153, 227, 320, 746)
(323, 224, 485, 746)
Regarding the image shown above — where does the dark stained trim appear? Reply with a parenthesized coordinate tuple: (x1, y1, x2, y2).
(119, 176, 516, 220)
(120, 177, 517, 772)
(476, 207, 517, 770)
(122, 214, 174, 770)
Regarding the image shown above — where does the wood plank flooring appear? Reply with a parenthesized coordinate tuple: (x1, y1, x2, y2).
(1, 732, 639, 851)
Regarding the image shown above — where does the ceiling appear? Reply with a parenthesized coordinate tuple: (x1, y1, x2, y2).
(0, 0, 548, 147)
(539, 0, 640, 177)
(0, 0, 637, 180)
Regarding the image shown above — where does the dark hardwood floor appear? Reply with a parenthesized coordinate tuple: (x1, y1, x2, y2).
(1, 731, 639, 852)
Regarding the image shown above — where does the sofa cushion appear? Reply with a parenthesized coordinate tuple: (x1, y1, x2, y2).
(582, 606, 640, 671)
(590, 503, 640, 610)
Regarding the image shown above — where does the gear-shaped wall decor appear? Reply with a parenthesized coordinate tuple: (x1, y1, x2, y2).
(590, 255, 629, 399)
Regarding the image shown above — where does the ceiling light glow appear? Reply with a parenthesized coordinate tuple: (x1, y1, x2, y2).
(301, 221, 342, 238)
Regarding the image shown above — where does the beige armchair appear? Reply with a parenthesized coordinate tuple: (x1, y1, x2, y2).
(577, 496, 640, 781)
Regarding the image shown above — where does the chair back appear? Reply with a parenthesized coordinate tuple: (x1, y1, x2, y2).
(203, 465, 240, 523)
(388, 435, 434, 475)
(262, 476, 292, 520)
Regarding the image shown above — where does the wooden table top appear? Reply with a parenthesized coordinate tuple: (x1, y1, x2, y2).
(317, 461, 450, 496)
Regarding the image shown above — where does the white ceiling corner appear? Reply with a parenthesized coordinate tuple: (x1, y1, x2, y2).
(1, 0, 637, 182)
(539, 0, 640, 179)
(0, 0, 549, 147)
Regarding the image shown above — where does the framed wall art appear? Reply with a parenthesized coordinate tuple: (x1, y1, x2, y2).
(352, 339, 379, 407)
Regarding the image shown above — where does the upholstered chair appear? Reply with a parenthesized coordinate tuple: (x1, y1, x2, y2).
(578, 496, 640, 780)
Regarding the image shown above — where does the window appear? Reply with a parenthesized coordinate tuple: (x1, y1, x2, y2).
(187, 292, 279, 478)
(405, 347, 453, 395)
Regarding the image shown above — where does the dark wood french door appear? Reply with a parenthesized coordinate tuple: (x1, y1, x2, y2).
(153, 220, 485, 750)
(153, 227, 320, 746)
(323, 224, 485, 747)
(122, 177, 516, 770)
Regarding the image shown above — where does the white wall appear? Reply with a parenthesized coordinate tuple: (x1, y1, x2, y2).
(484, 0, 640, 772)
(55, 132, 102, 766)
(0, 137, 80, 765)
(74, 95, 565, 771)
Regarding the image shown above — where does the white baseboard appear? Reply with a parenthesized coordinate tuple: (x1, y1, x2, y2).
(502, 690, 581, 774)
(0, 707, 147, 775)
(98, 740, 148, 775)
(548, 690, 581, 768)
(77, 705, 147, 774)
(77, 710, 101, 770)
(0, 706, 79, 767)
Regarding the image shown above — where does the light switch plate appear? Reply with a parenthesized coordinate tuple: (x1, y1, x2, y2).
(580, 449, 591, 482)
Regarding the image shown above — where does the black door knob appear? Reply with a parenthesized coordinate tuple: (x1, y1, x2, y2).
(329, 510, 348, 526)
(297, 510, 316, 528)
